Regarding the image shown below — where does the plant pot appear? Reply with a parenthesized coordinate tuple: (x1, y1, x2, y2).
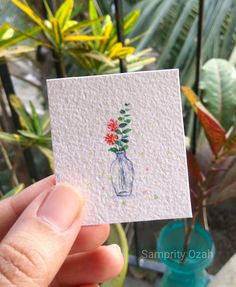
(157, 221, 215, 287)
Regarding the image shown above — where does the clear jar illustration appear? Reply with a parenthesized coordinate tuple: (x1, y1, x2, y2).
(111, 150, 134, 196)
(104, 103, 134, 197)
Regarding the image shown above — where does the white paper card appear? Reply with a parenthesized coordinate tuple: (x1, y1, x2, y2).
(47, 70, 192, 225)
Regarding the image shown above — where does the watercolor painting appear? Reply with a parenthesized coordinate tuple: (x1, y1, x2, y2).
(104, 103, 134, 196)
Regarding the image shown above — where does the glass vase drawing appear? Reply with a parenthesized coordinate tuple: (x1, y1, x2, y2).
(111, 150, 134, 196)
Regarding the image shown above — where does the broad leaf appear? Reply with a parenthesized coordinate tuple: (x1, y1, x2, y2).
(201, 59, 236, 131)
(182, 86, 226, 156)
(196, 102, 226, 156)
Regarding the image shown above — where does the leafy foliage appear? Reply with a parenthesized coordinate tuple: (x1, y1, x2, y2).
(201, 59, 236, 131)
(0, 0, 155, 74)
(129, 0, 236, 86)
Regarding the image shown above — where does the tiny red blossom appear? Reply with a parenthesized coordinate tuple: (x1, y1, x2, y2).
(107, 119, 119, 132)
(105, 133, 118, 145)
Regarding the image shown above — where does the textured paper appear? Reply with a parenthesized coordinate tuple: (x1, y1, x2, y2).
(47, 70, 192, 225)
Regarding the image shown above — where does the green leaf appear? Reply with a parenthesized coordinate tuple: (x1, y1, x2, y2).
(123, 129, 131, 134)
(123, 145, 128, 150)
(0, 132, 29, 145)
(38, 146, 54, 171)
(121, 138, 129, 143)
(118, 117, 124, 121)
(119, 123, 127, 128)
(124, 119, 131, 124)
(115, 129, 122, 135)
(55, 0, 74, 30)
(0, 25, 41, 49)
(201, 59, 236, 131)
(10, 95, 34, 132)
(41, 113, 51, 135)
(11, 0, 48, 30)
(109, 147, 118, 153)
(115, 140, 122, 147)
(89, 0, 102, 35)
(1, 183, 24, 200)
(30, 101, 41, 135)
(120, 109, 126, 114)
(43, 0, 53, 20)
(124, 10, 141, 35)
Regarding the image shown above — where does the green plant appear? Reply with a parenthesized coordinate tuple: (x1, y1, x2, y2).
(0, 0, 155, 76)
(180, 58, 236, 258)
(127, 0, 236, 86)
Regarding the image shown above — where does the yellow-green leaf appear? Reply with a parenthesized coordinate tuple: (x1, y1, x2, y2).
(11, 0, 47, 30)
(38, 146, 54, 171)
(10, 95, 34, 131)
(124, 10, 140, 35)
(64, 34, 106, 42)
(98, 16, 112, 52)
(51, 17, 63, 46)
(64, 17, 105, 34)
(55, 0, 73, 30)
(89, 0, 102, 35)
(0, 132, 29, 145)
(181, 86, 199, 112)
(43, 0, 53, 20)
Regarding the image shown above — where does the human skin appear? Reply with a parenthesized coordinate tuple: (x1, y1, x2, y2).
(0, 176, 124, 286)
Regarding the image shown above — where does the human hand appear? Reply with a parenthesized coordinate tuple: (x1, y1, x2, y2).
(0, 176, 123, 286)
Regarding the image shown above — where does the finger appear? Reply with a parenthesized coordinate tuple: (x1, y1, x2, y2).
(70, 224, 110, 253)
(0, 183, 84, 287)
(56, 245, 124, 286)
(0, 175, 55, 239)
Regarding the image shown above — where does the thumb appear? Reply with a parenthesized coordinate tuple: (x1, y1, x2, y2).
(0, 183, 84, 287)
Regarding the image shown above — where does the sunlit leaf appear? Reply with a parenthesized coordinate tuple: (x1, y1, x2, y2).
(55, 0, 74, 30)
(63, 17, 105, 34)
(196, 102, 226, 156)
(10, 95, 34, 132)
(0, 132, 29, 145)
(64, 34, 106, 42)
(11, 0, 47, 30)
(181, 86, 199, 112)
(124, 10, 141, 35)
(89, 0, 102, 35)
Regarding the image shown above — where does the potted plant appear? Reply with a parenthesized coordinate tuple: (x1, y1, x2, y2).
(157, 58, 236, 287)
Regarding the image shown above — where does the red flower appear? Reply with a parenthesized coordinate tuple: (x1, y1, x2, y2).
(107, 119, 119, 132)
(105, 133, 118, 145)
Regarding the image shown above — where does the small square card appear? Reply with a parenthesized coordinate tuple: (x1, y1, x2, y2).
(47, 70, 192, 225)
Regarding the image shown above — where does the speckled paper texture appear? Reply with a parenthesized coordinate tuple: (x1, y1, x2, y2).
(47, 70, 192, 225)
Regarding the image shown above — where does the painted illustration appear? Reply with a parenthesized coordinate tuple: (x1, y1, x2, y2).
(104, 103, 134, 197)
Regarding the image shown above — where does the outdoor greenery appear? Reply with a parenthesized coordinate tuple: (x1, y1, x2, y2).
(1, 0, 236, 285)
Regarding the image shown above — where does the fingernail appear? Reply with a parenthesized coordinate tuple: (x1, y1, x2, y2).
(110, 244, 122, 253)
(37, 183, 84, 231)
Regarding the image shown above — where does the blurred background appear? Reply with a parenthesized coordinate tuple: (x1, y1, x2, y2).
(0, 1, 236, 286)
